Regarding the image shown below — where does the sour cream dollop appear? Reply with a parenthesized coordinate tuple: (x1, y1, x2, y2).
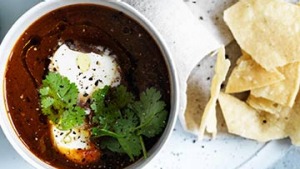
(48, 44, 122, 164)
(49, 44, 121, 103)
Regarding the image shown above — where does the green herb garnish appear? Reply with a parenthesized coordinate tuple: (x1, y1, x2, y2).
(39, 72, 168, 160)
(39, 72, 85, 130)
(91, 86, 168, 161)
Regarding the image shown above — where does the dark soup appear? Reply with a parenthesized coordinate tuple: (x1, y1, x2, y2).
(5, 4, 170, 169)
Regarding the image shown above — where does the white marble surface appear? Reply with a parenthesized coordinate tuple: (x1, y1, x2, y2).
(1, 0, 300, 169)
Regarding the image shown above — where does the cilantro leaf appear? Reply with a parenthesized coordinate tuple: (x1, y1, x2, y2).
(42, 72, 78, 107)
(108, 85, 134, 111)
(113, 109, 139, 135)
(90, 85, 168, 161)
(131, 87, 167, 137)
(100, 111, 121, 129)
(138, 110, 168, 138)
(100, 137, 125, 153)
(59, 107, 86, 130)
(118, 134, 142, 160)
(91, 85, 110, 115)
(41, 97, 54, 109)
(39, 72, 85, 130)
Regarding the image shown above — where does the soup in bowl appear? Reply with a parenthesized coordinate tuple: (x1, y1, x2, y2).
(0, 0, 179, 168)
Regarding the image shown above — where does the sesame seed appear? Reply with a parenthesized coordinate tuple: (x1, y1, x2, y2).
(94, 79, 103, 86)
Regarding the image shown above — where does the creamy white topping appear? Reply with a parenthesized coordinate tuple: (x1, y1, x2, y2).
(49, 44, 121, 103)
(48, 44, 122, 163)
(51, 124, 91, 149)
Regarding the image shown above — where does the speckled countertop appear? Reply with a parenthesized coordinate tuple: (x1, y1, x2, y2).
(1, 0, 300, 168)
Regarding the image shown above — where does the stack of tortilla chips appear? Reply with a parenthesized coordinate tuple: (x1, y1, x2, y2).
(198, 0, 300, 145)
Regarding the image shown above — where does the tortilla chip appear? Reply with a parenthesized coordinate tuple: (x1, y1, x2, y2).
(218, 92, 288, 142)
(247, 95, 290, 118)
(283, 91, 300, 145)
(198, 46, 231, 139)
(251, 62, 300, 107)
(225, 53, 284, 93)
(224, 0, 300, 70)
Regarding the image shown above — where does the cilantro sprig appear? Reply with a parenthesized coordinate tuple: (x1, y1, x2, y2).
(39, 72, 85, 130)
(91, 86, 168, 161)
(39, 72, 168, 160)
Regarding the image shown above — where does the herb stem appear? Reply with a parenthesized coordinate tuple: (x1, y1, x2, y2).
(96, 129, 123, 138)
(134, 113, 156, 131)
(139, 135, 147, 159)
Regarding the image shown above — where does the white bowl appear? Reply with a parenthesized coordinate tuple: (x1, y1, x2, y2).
(0, 0, 180, 168)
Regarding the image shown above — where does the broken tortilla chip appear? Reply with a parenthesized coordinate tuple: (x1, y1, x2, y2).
(198, 46, 230, 139)
(225, 53, 284, 93)
(246, 95, 290, 118)
(286, 92, 300, 146)
(218, 92, 288, 142)
(251, 62, 300, 107)
(224, 0, 300, 70)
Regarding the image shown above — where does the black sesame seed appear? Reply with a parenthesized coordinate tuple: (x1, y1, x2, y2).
(89, 77, 93, 81)
(95, 79, 103, 86)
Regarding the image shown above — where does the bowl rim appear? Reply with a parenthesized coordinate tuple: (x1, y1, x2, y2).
(0, 0, 180, 168)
